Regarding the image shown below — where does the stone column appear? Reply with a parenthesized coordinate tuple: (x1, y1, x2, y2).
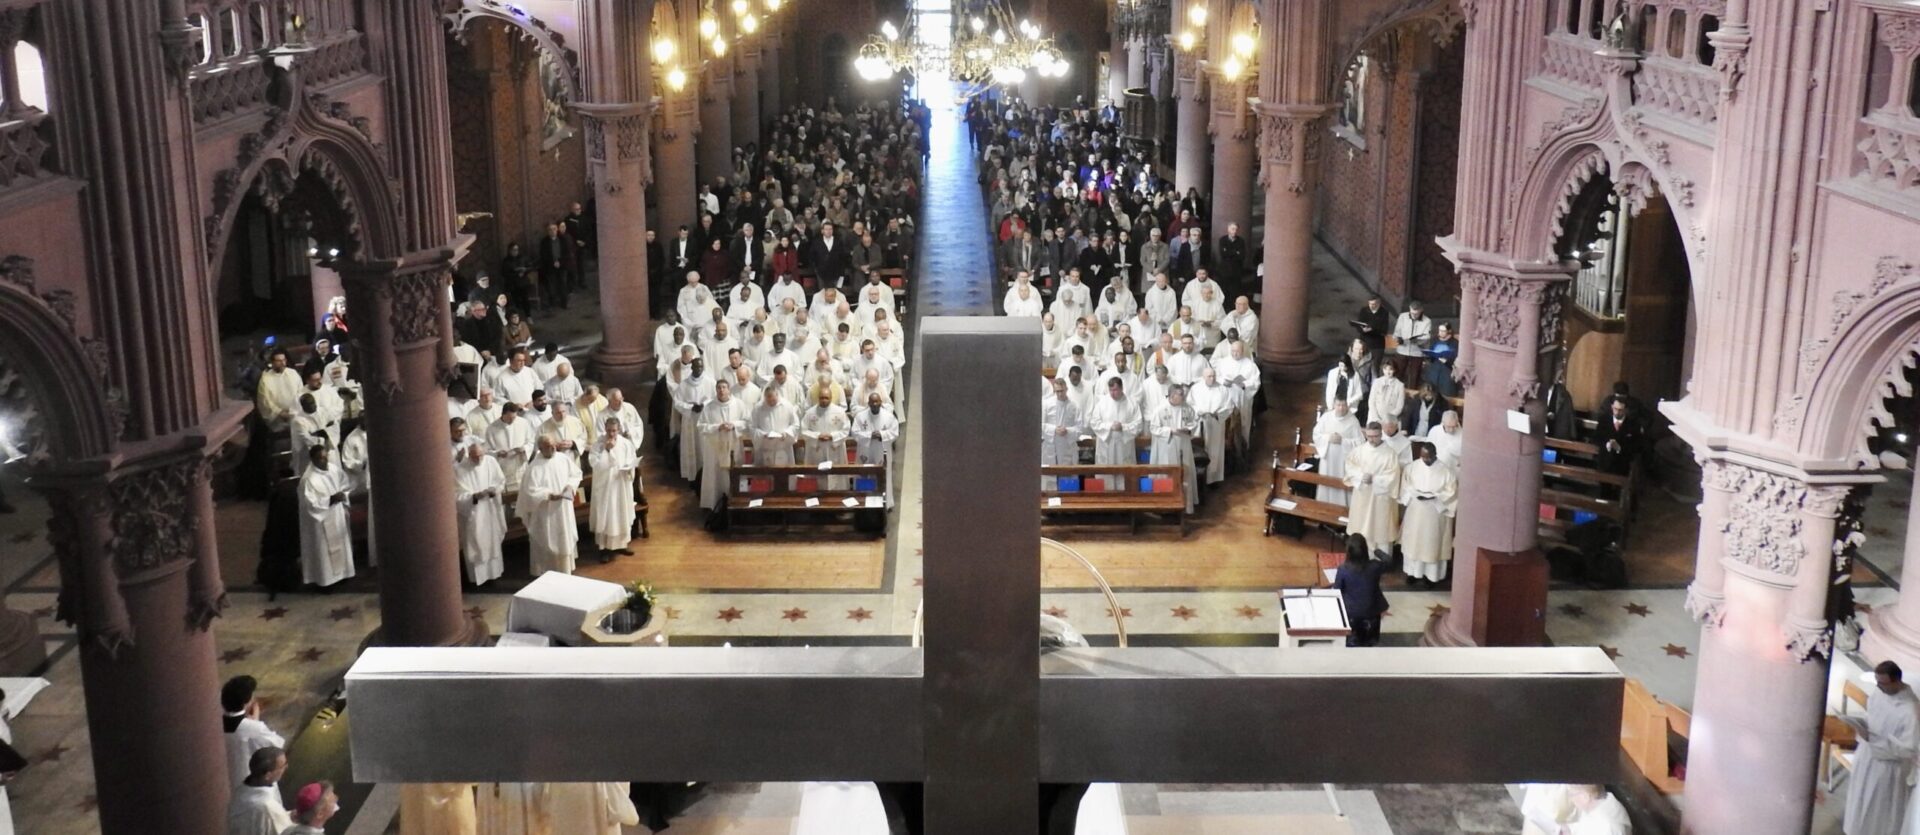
(1207, 74, 1254, 239)
(1862, 477, 1920, 669)
(760, 29, 784, 124)
(699, 58, 735, 191)
(1172, 49, 1208, 194)
(732, 39, 762, 149)
(42, 457, 230, 835)
(1682, 463, 1847, 835)
(653, 84, 702, 246)
(1127, 37, 1148, 89)
(1250, 104, 1328, 379)
(582, 104, 659, 388)
(1421, 254, 1569, 646)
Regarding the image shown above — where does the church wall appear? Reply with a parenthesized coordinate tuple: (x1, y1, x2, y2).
(1314, 51, 1392, 299)
(0, 183, 95, 329)
(789, 0, 884, 108)
(1038, 0, 1109, 107)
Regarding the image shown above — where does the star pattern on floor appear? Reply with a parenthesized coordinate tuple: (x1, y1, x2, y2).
(1662, 644, 1691, 659)
(1600, 645, 1621, 660)
(260, 606, 289, 621)
(1428, 603, 1451, 617)
(1044, 605, 1067, 618)
(665, 606, 683, 620)
(1557, 604, 1586, 618)
(716, 607, 744, 622)
(1623, 602, 1652, 617)
(846, 607, 874, 622)
(1106, 607, 1134, 619)
(326, 606, 357, 622)
(781, 607, 808, 622)
(1170, 605, 1197, 621)
(219, 647, 252, 664)
(296, 647, 326, 663)
(912, 577, 924, 587)
(38, 744, 68, 763)
(464, 606, 486, 619)
(1235, 605, 1263, 620)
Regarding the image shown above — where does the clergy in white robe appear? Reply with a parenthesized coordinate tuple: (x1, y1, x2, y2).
(538, 402, 589, 465)
(545, 360, 584, 407)
(1430, 411, 1464, 469)
(255, 352, 304, 431)
(1564, 785, 1633, 835)
(756, 334, 802, 387)
(1187, 288, 1226, 349)
(800, 391, 851, 466)
(1367, 364, 1408, 429)
(1343, 424, 1402, 558)
(1519, 783, 1574, 835)
(1129, 308, 1164, 348)
(1143, 275, 1179, 327)
(851, 370, 892, 413)
(809, 288, 847, 325)
(493, 351, 543, 407)
(1181, 274, 1224, 311)
(751, 388, 801, 466)
(1087, 379, 1144, 466)
(476, 783, 552, 835)
(1313, 401, 1364, 506)
(1190, 370, 1235, 485)
(517, 437, 582, 575)
(1846, 662, 1920, 835)
(466, 389, 504, 441)
(852, 394, 900, 465)
(587, 426, 639, 557)
(485, 405, 536, 489)
(302, 373, 346, 427)
(695, 381, 754, 511)
(1398, 446, 1457, 585)
(1042, 378, 1083, 467)
(673, 361, 717, 481)
(699, 323, 739, 374)
(726, 282, 766, 329)
(549, 783, 640, 835)
(289, 396, 337, 477)
(1095, 283, 1137, 329)
(1138, 366, 1174, 418)
(1149, 386, 1202, 512)
(297, 446, 355, 588)
(676, 274, 720, 335)
(1164, 337, 1210, 385)
(587, 388, 643, 448)
(1212, 339, 1261, 447)
(1220, 297, 1259, 346)
(768, 275, 807, 313)
(1004, 281, 1045, 317)
(653, 319, 689, 377)
(454, 444, 507, 586)
(1052, 271, 1091, 323)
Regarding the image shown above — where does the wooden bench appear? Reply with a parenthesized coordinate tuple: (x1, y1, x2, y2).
(724, 464, 889, 533)
(1621, 677, 1689, 795)
(1263, 445, 1350, 544)
(1538, 445, 1635, 547)
(1041, 464, 1187, 534)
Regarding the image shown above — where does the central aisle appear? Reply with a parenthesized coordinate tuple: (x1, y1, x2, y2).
(910, 96, 996, 317)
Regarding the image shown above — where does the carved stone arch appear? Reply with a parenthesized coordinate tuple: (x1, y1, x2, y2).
(1323, 0, 1463, 103)
(1790, 257, 1920, 470)
(442, 0, 582, 105)
(0, 258, 116, 462)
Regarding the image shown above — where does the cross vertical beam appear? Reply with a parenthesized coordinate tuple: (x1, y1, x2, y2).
(920, 318, 1043, 834)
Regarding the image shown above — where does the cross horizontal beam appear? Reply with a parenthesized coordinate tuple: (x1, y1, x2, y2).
(346, 645, 1622, 785)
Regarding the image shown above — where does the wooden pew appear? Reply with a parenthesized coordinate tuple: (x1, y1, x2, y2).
(1041, 464, 1188, 534)
(1264, 442, 1350, 544)
(1620, 677, 1688, 795)
(1538, 443, 1635, 547)
(725, 464, 889, 533)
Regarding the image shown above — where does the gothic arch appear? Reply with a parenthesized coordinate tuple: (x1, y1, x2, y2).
(1790, 258, 1920, 471)
(1323, 0, 1463, 103)
(442, 0, 582, 105)
(0, 257, 116, 462)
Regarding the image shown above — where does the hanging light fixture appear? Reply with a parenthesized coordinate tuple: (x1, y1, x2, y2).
(741, 13, 758, 34)
(1187, 3, 1208, 27)
(699, 15, 717, 38)
(857, 0, 1063, 90)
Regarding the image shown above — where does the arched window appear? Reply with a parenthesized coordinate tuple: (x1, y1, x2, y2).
(1565, 0, 1581, 35)
(1665, 9, 1687, 59)
(1636, 4, 1659, 51)
(189, 13, 214, 64)
(250, 2, 275, 49)
(1696, 14, 1718, 66)
(13, 41, 46, 112)
(219, 8, 242, 58)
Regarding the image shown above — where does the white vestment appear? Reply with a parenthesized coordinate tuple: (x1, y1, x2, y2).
(548, 783, 639, 835)
(1566, 793, 1633, 835)
(1164, 350, 1209, 386)
(1313, 411, 1364, 506)
(1143, 285, 1178, 325)
(1004, 287, 1044, 316)
(1087, 394, 1143, 466)
(493, 366, 541, 407)
(228, 784, 293, 835)
(697, 396, 754, 510)
(751, 401, 801, 466)
(673, 374, 717, 480)
(1398, 459, 1458, 582)
(1190, 382, 1235, 484)
(1149, 402, 1201, 512)
(1095, 289, 1137, 328)
(801, 403, 851, 465)
(289, 412, 336, 477)
(298, 464, 355, 587)
(223, 716, 284, 789)
(454, 455, 508, 585)
(255, 368, 304, 430)
(1520, 784, 1574, 835)
(852, 406, 899, 465)
(677, 285, 720, 334)
(587, 437, 639, 551)
(544, 372, 583, 407)
(1212, 352, 1261, 446)
(1847, 686, 1919, 835)
(517, 453, 581, 575)
(1430, 425, 1464, 469)
(1368, 376, 1407, 426)
(1041, 396, 1083, 466)
(486, 417, 536, 488)
(1052, 280, 1090, 323)
(768, 279, 806, 313)
(476, 783, 552, 835)
(1220, 309, 1259, 345)
(1343, 442, 1402, 554)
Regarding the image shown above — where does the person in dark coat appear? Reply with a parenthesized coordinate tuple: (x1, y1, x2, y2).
(1215, 223, 1248, 298)
(1352, 296, 1391, 358)
(1589, 399, 1647, 476)
(811, 221, 852, 288)
(1330, 536, 1389, 647)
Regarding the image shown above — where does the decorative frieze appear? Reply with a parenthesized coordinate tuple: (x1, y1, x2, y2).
(108, 458, 207, 573)
(1715, 463, 1848, 579)
(385, 269, 446, 346)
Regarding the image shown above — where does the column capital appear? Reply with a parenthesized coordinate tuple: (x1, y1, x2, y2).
(337, 238, 473, 400)
(1252, 102, 1332, 193)
(580, 100, 659, 191)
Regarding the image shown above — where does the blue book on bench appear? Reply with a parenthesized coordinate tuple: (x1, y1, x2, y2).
(854, 477, 877, 492)
(1542, 449, 1559, 463)
(1140, 476, 1154, 492)
(1136, 449, 1150, 464)
(1058, 476, 1082, 492)
(1572, 510, 1599, 526)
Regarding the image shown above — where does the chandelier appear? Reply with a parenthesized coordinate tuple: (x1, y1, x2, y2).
(854, 0, 1069, 88)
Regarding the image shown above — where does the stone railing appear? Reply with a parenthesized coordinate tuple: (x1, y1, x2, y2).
(1123, 87, 1155, 146)
(304, 32, 369, 88)
(1856, 111, 1920, 196)
(1539, 34, 1608, 92)
(1631, 56, 1718, 127)
(190, 58, 272, 124)
(0, 113, 51, 188)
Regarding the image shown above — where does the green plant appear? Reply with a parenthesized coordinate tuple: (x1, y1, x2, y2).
(626, 580, 658, 609)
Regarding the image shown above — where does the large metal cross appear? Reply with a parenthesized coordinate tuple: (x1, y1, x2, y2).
(347, 318, 1624, 833)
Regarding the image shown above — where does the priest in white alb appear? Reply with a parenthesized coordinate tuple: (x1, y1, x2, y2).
(1149, 384, 1202, 512)
(1042, 377, 1083, 488)
(1398, 443, 1457, 588)
(851, 392, 899, 467)
(695, 380, 754, 512)
(1343, 422, 1402, 559)
(1211, 338, 1261, 447)
(485, 402, 536, 489)
(1844, 660, 1918, 835)
(453, 443, 507, 586)
(1312, 400, 1364, 506)
(517, 435, 582, 575)
(298, 445, 355, 588)
(673, 358, 716, 481)
(1087, 378, 1144, 467)
(751, 387, 800, 466)
(586, 418, 639, 563)
(1189, 368, 1235, 486)
(800, 389, 850, 467)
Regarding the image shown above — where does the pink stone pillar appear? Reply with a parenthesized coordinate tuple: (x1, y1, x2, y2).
(699, 63, 734, 190)
(653, 88, 701, 242)
(732, 46, 761, 149)
(759, 32, 783, 125)
(1127, 38, 1148, 89)
(1108, 46, 1129, 106)
(1682, 465, 1846, 835)
(582, 105, 659, 389)
(1207, 76, 1253, 239)
(1251, 105, 1325, 380)
(1173, 52, 1208, 194)
(1863, 481, 1920, 669)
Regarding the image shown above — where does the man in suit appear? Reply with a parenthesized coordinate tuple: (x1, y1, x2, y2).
(1399, 384, 1447, 439)
(538, 222, 572, 309)
(646, 228, 666, 318)
(1353, 295, 1391, 357)
(1589, 399, 1646, 477)
(1215, 223, 1248, 299)
(730, 222, 767, 288)
(811, 221, 851, 288)
(1170, 226, 1208, 284)
(1075, 232, 1117, 286)
(1138, 226, 1171, 294)
(1003, 228, 1040, 284)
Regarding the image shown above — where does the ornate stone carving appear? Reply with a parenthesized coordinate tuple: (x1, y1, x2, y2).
(108, 459, 206, 573)
(46, 486, 135, 657)
(0, 253, 34, 293)
(1630, 59, 1720, 126)
(1785, 617, 1835, 663)
(202, 108, 291, 255)
(1685, 583, 1727, 628)
(1452, 361, 1476, 389)
(1880, 16, 1920, 56)
(443, 0, 581, 104)
(1772, 393, 1807, 437)
(1700, 460, 1742, 493)
(1720, 464, 1816, 578)
(192, 60, 273, 124)
(386, 270, 446, 346)
(1505, 377, 1540, 407)
(1800, 256, 1916, 379)
(1471, 274, 1524, 349)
